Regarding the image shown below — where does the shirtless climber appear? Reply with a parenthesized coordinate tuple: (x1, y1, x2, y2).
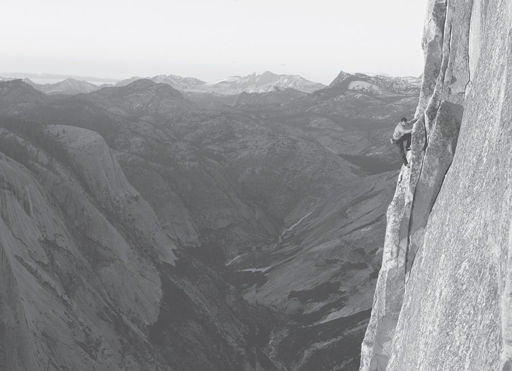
(390, 117, 417, 166)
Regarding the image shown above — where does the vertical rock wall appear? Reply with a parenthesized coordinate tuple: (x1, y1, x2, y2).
(359, 0, 512, 369)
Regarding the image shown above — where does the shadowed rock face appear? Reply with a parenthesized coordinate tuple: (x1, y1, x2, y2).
(361, 1, 512, 370)
(0, 124, 167, 370)
(0, 119, 274, 371)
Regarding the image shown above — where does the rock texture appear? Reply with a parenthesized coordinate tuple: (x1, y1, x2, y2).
(361, 0, 512, 370)
(0, 125, 168, 370)
(0, 120, 273, 371)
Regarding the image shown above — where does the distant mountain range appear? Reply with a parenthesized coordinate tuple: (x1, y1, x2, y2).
(204, 71, 326, 94)
(0, 72, 117, 85)
(117, 71, 326, 94)
(24, 78, 100, 95)
(1, 71, 421, 97)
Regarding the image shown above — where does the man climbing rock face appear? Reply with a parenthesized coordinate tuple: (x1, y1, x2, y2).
(390, 117, 416, 166)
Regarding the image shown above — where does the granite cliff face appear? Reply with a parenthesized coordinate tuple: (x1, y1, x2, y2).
(361, 0, 512, 370)
(0, 119, 278, 371)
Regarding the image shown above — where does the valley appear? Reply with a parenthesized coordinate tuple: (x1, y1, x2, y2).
(0, 71, 418, 370)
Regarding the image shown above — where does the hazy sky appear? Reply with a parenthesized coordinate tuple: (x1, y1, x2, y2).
(1, 0, 428, 84)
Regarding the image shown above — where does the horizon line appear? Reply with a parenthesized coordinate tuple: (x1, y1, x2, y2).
(0, 69, 423, 86)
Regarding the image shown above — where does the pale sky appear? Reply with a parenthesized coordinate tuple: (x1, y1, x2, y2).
(1, 0, 428, 84)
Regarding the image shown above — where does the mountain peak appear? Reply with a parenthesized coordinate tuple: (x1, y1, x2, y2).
(123, 78, 157, 90)
(329, 71, 354, 87)
(208, 71, 325, 94)
(99, 78, 185, 101)
(116, 72, 325, 95)
(0, 79, 46, 113)
(86, 77, 189, 116)
(24, 78, 101, 95)
(0, 78, 43, 95)
(261, 70, 278, 77)
(117, 75, 206, 91)
(322, 71, 420, 97)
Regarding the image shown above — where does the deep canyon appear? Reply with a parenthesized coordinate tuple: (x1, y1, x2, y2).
(0, 70, 417, 370)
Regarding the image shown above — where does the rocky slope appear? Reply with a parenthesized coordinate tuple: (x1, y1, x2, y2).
(0, 69, 417, 370)
(361, 1, 512, 370)
(0, 117, 281, 371)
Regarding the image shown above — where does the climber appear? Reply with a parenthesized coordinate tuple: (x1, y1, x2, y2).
(390, 117, 417, 166)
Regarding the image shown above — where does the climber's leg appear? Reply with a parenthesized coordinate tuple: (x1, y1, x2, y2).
(403, 133, 412, 151)
(394, 137, 409, 166)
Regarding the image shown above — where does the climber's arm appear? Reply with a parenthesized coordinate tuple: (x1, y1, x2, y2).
(401, 118, 418, 135)
(408, 117, 419, 128)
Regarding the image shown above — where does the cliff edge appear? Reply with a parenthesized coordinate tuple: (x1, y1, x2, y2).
(361, 0, 512, 370)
